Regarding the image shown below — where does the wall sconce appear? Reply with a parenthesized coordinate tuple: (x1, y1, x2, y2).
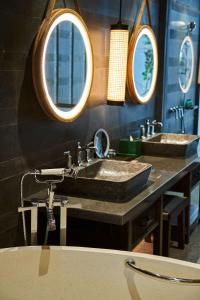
(107, 0, 129, 105)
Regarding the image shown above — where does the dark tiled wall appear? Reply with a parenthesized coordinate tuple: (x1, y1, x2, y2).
(162, 0, 200, 133)
(0, 0, 170, 247)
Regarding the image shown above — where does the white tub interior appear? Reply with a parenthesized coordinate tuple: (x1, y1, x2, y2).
(0, 246, 200, 300)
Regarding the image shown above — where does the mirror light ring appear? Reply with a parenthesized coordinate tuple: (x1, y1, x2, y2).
(127, 25, 158, 104)
(179, 35, 194, 94)
(32, 9, 93, 122)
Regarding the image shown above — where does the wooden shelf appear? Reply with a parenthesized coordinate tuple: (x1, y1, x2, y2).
(131, 221, 159, 249)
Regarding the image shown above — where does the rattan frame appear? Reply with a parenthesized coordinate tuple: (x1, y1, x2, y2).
(127, 25, 158, 104)
(32, 8, 93, 122)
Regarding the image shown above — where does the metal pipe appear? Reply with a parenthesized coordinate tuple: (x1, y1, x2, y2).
(20, 171, 40, 246)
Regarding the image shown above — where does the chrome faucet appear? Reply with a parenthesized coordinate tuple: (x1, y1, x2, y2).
(140, 119, 163, 139)
(180, 107, 185, 133)
(76, 141, 97, 165)
(19, 168, 76, 246)
(169, 106, 185, 133)
(77, 142, 85, 166)
(152, 120, 163, 134)
(169, 106, 180, 120)
(86, 142, 96, 163)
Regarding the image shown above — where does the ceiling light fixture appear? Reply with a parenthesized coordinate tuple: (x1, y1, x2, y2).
(107, 0, 129, 105)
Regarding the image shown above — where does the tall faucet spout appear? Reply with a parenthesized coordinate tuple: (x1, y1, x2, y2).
(46, 208, 56, 231)
(46, 184, 56, 231)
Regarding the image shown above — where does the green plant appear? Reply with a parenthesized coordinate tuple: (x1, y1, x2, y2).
(142, 37, 153, 95)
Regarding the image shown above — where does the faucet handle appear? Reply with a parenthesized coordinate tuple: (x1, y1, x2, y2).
(146, 119, 150, 124)
(86, 141, 94, 148)
(64, 150, 70, 156)
(169, 107, 175, 112)
(77, 141, 87, 150)
(152, 120, 163, 126)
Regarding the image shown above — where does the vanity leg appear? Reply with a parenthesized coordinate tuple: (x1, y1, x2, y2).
(60, 206, 67, 246)
(162, 220, 171, 257)
(153, 196, 163, 255)
(178, 211, 185, 249)
(170, 172, 191, 244)
(183, 174, 191, 245)
(127, 221, 133, 251)
(185, 205, 190, 244)
(118, 221, 133, 251)
(31, 206, 38, 246)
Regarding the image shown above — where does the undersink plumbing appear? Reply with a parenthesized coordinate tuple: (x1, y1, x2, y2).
(19, 163, 81, 246)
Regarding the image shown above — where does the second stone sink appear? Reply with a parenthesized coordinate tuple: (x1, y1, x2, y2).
(142, 133, 199, 157)
(57, 160, 152, 202)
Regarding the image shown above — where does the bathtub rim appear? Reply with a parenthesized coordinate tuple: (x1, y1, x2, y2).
(0, 245, 200, 270)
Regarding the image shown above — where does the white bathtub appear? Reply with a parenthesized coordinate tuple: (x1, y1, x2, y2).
(0, 246, 200, 300)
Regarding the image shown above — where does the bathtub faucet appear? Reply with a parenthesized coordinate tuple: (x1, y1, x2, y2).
(33, 168, 71, 241)
(19, 167, 82, 246)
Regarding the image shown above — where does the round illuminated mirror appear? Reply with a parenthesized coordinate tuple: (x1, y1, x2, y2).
(178, 36, 194, 93)
(127, 25, 158, 104)
(94, 129, 110, 158)
(33, 9, 93, 122)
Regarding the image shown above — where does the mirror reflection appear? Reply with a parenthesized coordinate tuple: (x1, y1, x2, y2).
(33, 9, 93, 122)
(45, 20, 86, 111)
(133, 34, 154, 97)
(127, 26, 158, 104)
(178, 36, 194, 93)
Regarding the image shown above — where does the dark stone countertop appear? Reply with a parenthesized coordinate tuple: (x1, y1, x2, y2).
(30, 155, 200, 226)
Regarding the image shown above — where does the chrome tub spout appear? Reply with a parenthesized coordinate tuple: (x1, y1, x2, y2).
(46, 208, 56, 231)
(46, 183, 56, 232)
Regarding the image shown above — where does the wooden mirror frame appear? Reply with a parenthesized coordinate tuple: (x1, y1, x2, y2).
(32, 8, 93, 122)
(178, 35, 194, 94)
(127, 25, 158, 104)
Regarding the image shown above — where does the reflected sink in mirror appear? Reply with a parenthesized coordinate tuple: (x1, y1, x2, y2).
(142, 133, 199, 157)
(57, 160, 152, 202)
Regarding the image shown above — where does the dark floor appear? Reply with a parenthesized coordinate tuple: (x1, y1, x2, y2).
(170, 225, 200, 263)
(134, 224, 200, 264)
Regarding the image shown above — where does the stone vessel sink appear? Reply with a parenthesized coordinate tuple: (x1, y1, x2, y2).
(142, 133, 199, 157)
(57, 160, 152, 202)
